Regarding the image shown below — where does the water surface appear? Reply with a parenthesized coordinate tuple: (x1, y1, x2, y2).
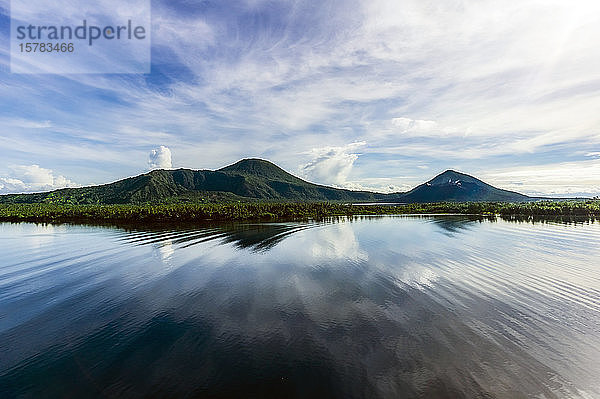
(1, 216, 599, 398)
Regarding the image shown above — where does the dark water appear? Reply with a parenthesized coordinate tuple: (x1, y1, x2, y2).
(1, 216, 599, 398)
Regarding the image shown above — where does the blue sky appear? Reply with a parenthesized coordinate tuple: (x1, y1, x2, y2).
(1, 0, 599, 196)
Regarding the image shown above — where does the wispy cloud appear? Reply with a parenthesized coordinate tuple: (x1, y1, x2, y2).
(480, 159, 600, 197)
(0, 118, 52, 129)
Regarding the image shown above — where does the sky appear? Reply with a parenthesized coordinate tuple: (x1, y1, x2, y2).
(0, 0, 599, 197)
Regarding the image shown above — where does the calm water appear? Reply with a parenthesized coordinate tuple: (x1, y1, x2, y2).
(1, 216, 599, 398)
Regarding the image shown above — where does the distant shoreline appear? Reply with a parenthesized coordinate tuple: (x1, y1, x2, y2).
(1, 201, 598, 224)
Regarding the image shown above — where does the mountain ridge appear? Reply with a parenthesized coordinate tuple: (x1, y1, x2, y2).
(0, 158, 531, 204)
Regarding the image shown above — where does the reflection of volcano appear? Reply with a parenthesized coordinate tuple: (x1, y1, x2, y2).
(116, 221, 318, 253)
(425, 215, 490, 235)
(219, 223, 315, 251)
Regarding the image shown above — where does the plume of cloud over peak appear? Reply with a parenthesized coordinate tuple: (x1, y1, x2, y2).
(148, 146, 172, 170)
(0, 165, 78, 194)
(301, 142, 366, 186)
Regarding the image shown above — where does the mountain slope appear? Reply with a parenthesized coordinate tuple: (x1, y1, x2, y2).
(0, 160, 530, 204)
(217, 159, 383, 201)
(0, 159, 384, 204)
(401, 170, 529, 203)
(218, 158, 305, 184)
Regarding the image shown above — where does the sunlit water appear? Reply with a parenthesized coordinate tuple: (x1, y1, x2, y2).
(1, 216, 599, 398)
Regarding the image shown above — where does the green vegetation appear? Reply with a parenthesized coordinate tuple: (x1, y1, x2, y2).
(0, 201, 598, 223)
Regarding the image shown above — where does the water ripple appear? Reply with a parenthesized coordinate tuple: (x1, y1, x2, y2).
(0, 217, 599, 398)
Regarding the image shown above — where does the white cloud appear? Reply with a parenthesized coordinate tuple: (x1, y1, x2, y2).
(0, 165, 78, 194)
(148, 146, 172, 170)
(388, 117, 464, 138)
(301, 142, 366, 185)
(391, 117, 437, 134)
(341, 179, 411, 194)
